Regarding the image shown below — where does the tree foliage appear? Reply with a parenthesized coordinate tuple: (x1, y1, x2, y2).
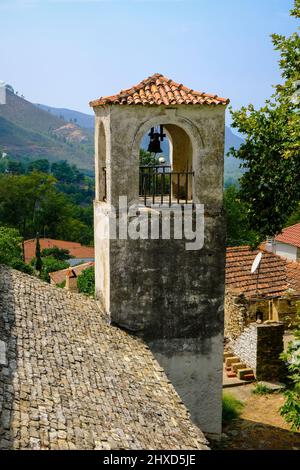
(229, 1, 300, 244)
(0, 172, 93, 244)
(0, 226, 23, 265)
(224, 185, 257, 246)
(35, 233, 43, 272)
(77, 266, 95, 297)
(280, 306, 300, 431)
(0, 226, 33, 274)
(39, 256, 69, 283)
(41, 247, 71, 261)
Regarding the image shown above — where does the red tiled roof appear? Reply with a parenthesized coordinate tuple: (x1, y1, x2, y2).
(24, 239, 94, 263)
(49, 262, 94, 285)
(275, 223, 300, 249)
(286, 261, 300, 294)
(226, 246, 289, 298)
(90, 73, 229, 107)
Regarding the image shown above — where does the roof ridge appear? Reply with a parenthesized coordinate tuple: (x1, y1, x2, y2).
(90, 74, 229, 107)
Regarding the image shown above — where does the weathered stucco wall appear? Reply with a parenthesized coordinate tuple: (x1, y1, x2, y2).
(274, 242, 298, 261)
(93, 103, 226, 436)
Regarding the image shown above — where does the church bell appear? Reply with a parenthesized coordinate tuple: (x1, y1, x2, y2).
(147, 125, 165, 154)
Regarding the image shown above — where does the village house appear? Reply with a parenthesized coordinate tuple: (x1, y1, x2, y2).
(225, 245, 300, 340)
(224, 246, 300, 382)
(49, 261, 94, 291)
(23, 238, 94, 266)
(265, 222, 300, 261)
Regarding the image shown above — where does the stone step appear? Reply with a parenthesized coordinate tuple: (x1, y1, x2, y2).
(223, 351, 233, 361)
(225, 356, 240, 367)
(243, 373, 255, 381)
(232, 362, 247, 373)
(226, 370, 237, 378)
(237, 368, 254, 380)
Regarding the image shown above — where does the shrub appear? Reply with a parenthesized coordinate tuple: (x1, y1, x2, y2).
(56, 280, 66, 289)
(222, 392, 244, 425)
(252, 383, 274, 395)
(0, 226, 23, 265)
(77, 266, 95, 297)
(41, 247, 71, 261)
(39, 256, 69, 283)
(10, 259, 34, 275)
(280, 306, 300, 431)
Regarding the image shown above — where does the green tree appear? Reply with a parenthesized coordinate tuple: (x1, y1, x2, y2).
(0, 226, 33, 274)
(139, 148, 159, 166)
(224, 185, 257, 246)
(28, 159, 50, 174)
(229, 1, 300, 244)
(41, 247, 71, 261)
(77, 266, 95, 296)
(0, 172, 57, 237)
(51, 160, 84, 184)
(7, 160, 25, 175)
(0, 170, 94, 245)
(0, 226, 23, 265)
(280, 306, 300, 431)
(39, 256, 69, 283)
(35, 233, 43, 272)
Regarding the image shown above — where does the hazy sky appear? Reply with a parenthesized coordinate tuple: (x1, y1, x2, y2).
(0, 0, 297, 119)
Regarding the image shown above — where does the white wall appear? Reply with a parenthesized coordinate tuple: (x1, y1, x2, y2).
(274, 242, 297, 261)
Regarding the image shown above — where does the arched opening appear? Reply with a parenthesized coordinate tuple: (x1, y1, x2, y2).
(139, 123, 193, 205)
(97, 120, 107, 201)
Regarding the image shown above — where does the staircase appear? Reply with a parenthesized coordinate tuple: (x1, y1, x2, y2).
(223, 351, 255, 381)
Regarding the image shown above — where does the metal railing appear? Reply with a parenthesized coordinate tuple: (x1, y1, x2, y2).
(139, 165, 194, 206)
(101, 166, 194, 205)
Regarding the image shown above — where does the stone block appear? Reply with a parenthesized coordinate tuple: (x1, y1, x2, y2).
(225, 356, 240, 367)
(237, 368, 254, 380)
(232, 362, 246, 373)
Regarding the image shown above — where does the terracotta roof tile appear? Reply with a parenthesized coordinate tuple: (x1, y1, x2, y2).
(24, 238, 94, 263)
(90, 73, 229, 108)
(49, 261, 94, 285)
(226, 246, 289, 298)
(286, 261, 300, 293)
(275, 223, 300, 249)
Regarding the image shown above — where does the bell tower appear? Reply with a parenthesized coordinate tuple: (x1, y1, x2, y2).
(90, 74, 229, 437)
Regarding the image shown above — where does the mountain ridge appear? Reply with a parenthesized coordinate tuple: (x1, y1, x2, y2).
(0, 91, 244, 180)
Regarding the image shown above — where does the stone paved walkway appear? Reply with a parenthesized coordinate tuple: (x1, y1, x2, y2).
(0, 265, 208, 450)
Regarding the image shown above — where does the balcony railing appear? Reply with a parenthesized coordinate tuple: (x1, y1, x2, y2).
(139, 165, 193, 206)
(102, 166, 194, 205)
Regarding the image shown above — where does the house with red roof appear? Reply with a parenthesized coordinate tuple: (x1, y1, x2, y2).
(24, 238, 94, 266)
(266, 223, 300, 261)
(225, 245, 300, 339)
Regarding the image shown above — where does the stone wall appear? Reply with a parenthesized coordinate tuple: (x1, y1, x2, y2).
(231, 324, 257, 370)
(231, 322, 285, 381)
(224, 291, 253, 340)
(225, 291, 299, 341)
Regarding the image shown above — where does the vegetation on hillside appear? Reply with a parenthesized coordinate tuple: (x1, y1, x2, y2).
(229, 0, 300, 245)
(0, 159, 94, 245)
(0, 90, 93, 170)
